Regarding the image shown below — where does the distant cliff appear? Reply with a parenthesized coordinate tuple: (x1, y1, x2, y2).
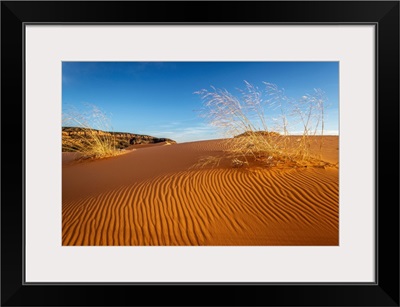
(62, 127, 176, 151)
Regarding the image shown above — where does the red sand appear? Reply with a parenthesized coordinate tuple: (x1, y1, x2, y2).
(62, 137, 339, 246)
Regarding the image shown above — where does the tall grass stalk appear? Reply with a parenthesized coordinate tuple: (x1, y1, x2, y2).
(195, 81, 327, 167)
(62, 104, 121, 160)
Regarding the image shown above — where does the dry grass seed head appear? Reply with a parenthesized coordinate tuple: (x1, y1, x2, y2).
(196, 81, 328, 168)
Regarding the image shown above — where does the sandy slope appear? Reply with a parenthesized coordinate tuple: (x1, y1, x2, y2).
(62, 137, 339, 246)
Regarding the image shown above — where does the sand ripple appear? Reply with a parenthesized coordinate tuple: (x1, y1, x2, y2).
(63, 167, 338, 246)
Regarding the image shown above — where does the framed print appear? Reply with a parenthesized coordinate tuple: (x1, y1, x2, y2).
(1, 1, 399, 306)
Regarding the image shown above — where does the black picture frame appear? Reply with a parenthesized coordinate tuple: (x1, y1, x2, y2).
(1, 1, 399, 306)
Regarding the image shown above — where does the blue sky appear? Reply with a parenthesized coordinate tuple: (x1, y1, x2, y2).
(62, 62, 339, 143)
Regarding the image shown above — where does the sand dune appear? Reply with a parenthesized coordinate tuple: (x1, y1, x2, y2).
(62, 137, 339, 246)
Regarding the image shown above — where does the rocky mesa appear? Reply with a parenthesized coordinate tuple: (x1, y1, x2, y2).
(62, 127, 176, 151)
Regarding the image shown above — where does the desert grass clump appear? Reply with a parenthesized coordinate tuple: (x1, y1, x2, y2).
(195, 81, 328, 168)
(62, 104, 122, 160)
